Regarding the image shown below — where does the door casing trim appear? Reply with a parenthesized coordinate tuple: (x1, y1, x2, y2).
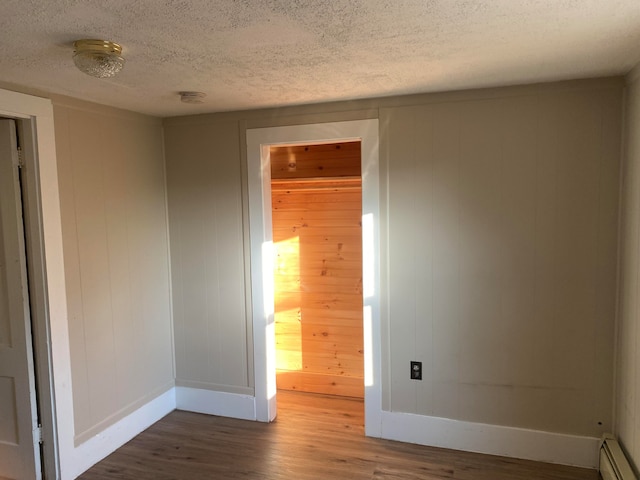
(245, 119, 382, 435)
(0, 89, 67, 478)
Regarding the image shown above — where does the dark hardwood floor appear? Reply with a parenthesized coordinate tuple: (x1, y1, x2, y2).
(79, 391, 600, 479)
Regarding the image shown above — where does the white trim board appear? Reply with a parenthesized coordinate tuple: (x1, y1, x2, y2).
(380, 411, 599, 469)
(68, 388, 176, 479)
(176, 387, 256, 420)
(245, 119, 382, 433)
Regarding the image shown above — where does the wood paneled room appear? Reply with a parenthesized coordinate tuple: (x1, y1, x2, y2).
(271, 141, 364, 399)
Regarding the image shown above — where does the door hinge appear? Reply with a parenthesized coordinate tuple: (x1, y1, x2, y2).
(35, 424, 43, 445)
(12, 147, 24, 169)
(17, 147, 24, 169)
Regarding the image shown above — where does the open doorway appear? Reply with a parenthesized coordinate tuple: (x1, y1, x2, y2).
(270, 141, 364, 399)
(246, 119, 382, 437)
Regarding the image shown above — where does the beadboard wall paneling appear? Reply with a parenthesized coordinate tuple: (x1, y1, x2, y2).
(163, 78, 622, 445)
(616, 65, 640, 469)
(164, 121, 250, 391)
(382, 87, 620, 437)
(54, 102, 174, 443)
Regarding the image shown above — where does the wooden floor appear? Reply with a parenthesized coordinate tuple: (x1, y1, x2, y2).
(79, 391, 600, 480)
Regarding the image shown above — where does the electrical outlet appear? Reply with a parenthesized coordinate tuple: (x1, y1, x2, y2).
(410, 361, 422, 380)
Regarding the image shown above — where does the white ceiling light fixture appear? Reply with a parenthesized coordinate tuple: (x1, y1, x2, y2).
(73, 39, 125, 78)
(179, 91, 206, 104)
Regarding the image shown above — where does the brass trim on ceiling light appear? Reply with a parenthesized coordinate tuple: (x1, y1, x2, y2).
(73, 39, 122, 55)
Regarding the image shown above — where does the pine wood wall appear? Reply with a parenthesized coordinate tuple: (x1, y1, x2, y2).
(271, 142, 363, 398)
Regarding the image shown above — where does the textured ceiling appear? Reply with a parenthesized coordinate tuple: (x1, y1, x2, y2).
(1, 0, 639, 117)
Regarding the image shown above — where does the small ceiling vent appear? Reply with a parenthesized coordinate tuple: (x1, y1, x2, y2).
(179, 92, 206, 104)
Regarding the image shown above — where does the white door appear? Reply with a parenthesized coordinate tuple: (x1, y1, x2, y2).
(0, 119, 41, 479)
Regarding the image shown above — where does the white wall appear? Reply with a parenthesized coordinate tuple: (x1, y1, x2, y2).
(164, 119, 251, 395)
(616, 63, 640, 473)
(382, 87, 621, 437)
(54, 98, 175, 444)
(164, 78, 623, 466)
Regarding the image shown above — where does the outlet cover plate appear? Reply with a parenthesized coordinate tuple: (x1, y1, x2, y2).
(410, 361, 422, 380)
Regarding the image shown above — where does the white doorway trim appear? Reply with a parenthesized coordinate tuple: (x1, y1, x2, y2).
(0, 89, 68, 478)
(246, 119, 382, 436)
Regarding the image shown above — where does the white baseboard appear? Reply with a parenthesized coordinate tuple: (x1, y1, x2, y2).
(66, 387, 176, 479)
(176, 386, 257, 421)
(62, 387, 598, 479)
(380, 411, 599, 469)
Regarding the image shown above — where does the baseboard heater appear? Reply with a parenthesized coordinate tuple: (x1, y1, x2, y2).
(600, 435, 637, 480)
